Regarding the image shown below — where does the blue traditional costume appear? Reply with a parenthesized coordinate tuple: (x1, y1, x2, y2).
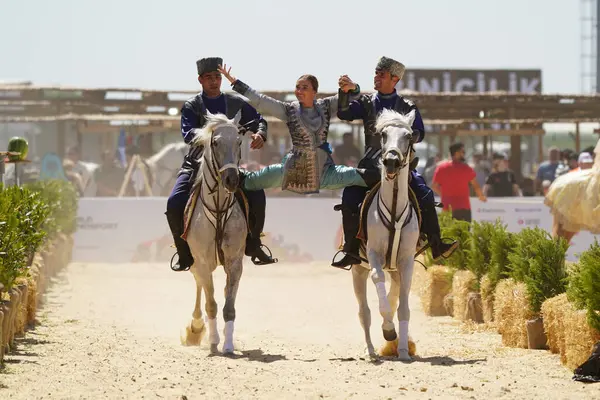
(331, 57, 458, 268)
(230, 80, 379, 194)
(165, 57, 277, 272)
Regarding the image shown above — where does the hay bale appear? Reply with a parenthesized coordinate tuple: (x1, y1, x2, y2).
(493, 278, 535, 348)
(480, 274, 495, 323)
(420, 266, 453, 316)
(541, 293, 569, 354)
(452, 270, 478, 321)
(564, 308, 600, 371)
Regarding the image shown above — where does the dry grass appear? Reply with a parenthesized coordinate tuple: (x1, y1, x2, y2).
(493, 278, 535, 348)
(419, 266, 453, 316)
(452, 270, 478, 321)
(542, 293, 600, 371)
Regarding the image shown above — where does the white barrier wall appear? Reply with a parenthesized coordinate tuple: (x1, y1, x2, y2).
(73, 197, 599, 264)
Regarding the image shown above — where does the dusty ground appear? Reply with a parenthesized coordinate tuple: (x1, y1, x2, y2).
(0, 261, 595, 399)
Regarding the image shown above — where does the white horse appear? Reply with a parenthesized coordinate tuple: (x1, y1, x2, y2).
(146, 142, 189, 196)
(181, 112, 248, 354)
(352, 109, 420, 361)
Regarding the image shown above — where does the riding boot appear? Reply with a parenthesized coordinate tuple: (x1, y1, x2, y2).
(331, 208, 362, 268)
(242, 187, 278, 265)
(165, 208, 194, 272)
(420, 205, 459, 261)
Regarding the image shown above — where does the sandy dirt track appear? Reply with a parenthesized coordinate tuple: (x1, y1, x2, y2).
(0, 261, 595, 399)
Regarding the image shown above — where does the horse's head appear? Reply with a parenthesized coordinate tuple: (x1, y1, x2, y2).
(375, 109, 416, 180)
(193, 111, 244, 193)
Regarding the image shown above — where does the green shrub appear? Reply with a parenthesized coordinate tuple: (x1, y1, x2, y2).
(567, 240, 600, 331)
(437, 211, 471, 270)
(26, 180, 78, 235)
(0, 180, 78, 292)
(508, 227, 569, 313)
(488, 220, 517, 287)
(523, 235, 569, 313)
(467, 220, 496, 280)
(507, 227, 546, 282)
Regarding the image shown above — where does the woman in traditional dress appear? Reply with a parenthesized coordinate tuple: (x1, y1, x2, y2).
(217, 64, 379, 195)
(545, 138, 600, 241)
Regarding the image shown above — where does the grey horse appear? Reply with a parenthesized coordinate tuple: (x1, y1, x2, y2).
(181, 111, 247, 354)
(351, 109, 420, 361)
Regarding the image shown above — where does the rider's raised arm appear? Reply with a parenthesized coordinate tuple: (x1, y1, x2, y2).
(240, 100, 268, 141)
(412, 107, 425, 143)
(325, 85, 361, 117)
(180, 100, 200, 144)
(337, 89, 366, 121)
(231, 80, 288, 122)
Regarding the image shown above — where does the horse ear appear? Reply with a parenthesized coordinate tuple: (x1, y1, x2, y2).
(233, 110, 242, 126)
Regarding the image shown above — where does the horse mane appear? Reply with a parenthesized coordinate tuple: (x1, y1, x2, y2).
(375, 109, 415, 133)
(191, 113, 237, 147)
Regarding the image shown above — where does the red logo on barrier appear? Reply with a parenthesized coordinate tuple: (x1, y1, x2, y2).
(518, 219, 524, 225)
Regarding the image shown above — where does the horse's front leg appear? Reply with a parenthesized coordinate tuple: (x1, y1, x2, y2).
(222, 257, 243, 354)
(181, 269, 206, 346)
(368, 250, 396, 342)
(352, 266, 376, 360)
(396, 251, 416, 361)
(201, 268, 220, 353)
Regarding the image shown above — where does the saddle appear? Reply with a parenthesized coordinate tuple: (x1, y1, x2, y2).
(352, 180, 426, 270)
(181, 183, 250, 241)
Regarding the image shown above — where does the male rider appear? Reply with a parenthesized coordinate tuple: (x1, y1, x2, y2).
(165, 57, 277, 272)
(332, 56, 458, 268)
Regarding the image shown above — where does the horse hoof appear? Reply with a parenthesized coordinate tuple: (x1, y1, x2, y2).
(180, 322, 205, 346)
(398, 349, 412, 362)
(210, 343, 219, 354)
(383, 329, 397, 342)
(222, 344, 234, 354)
(365, 347, 378, 361)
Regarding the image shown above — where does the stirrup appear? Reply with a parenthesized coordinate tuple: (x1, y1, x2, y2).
(250, 244, 278, 266)
(435, 240, 459, 261)
(330, 250, 365, 271)
(170, 252, 191, 272)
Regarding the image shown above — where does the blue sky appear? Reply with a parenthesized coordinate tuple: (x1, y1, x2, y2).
(0, 0, 585, 94)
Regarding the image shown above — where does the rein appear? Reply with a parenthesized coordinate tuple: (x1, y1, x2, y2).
(198, 122, 249, 266)
(377, 139, 414, 270)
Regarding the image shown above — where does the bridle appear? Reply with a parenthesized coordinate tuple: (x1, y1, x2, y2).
(377, 126, 416, 270)
(380, 126, 414, 180)
(198, 119, 254, 265)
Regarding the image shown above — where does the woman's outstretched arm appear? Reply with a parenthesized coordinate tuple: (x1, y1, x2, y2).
(218, 64, 288, 121)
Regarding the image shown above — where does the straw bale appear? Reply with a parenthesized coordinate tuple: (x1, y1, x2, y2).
(452, 270, 478, 321)
(564, 308, 600, 371)
(480, 274, 495, 323)
(420, 266, 453, 316)
(493, 279, 535, 348)
(541, 293, 569, 355)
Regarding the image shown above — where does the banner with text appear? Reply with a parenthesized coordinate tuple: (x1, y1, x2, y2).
(73, 196, 597, 264)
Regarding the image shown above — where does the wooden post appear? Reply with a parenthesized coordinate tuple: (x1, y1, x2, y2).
(508, 108, 523, 182)
(482, 136, 489, 157)
(538, 133, 544, 165)
(575, 122, 581, 153)
(56, 105, 66, 158)
(118, 154, 153, 197)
